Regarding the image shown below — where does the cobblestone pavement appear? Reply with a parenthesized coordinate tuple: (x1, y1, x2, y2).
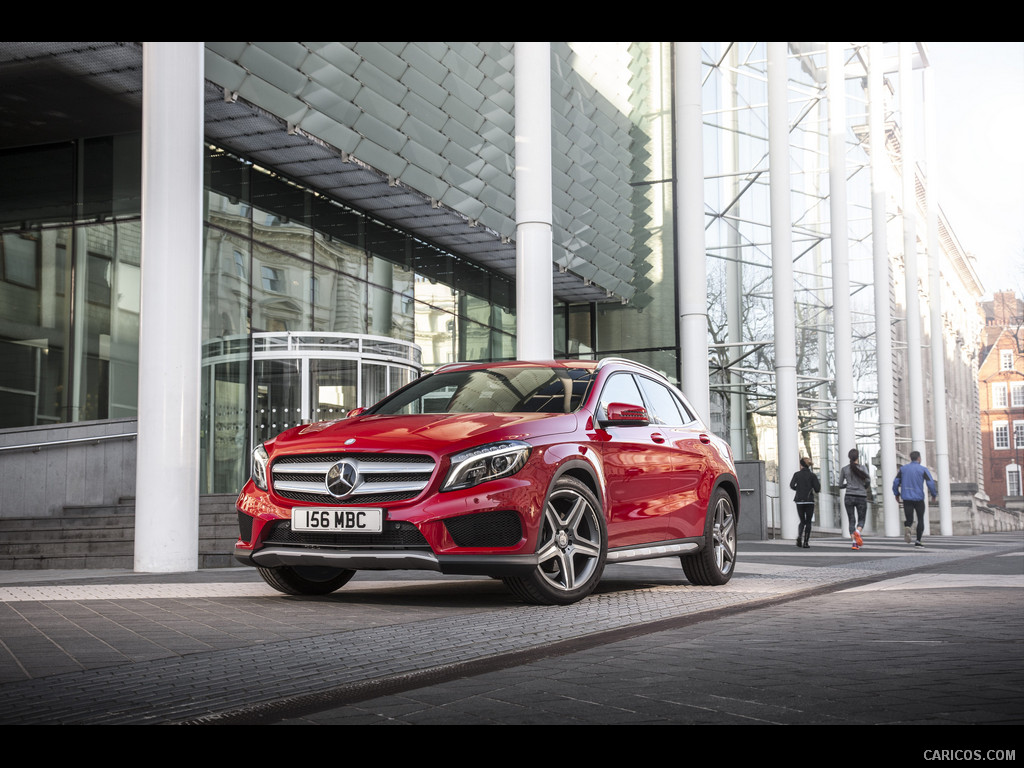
(0, 532, 1020, 725)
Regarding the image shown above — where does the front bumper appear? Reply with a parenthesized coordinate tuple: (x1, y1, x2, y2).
(234, 468, 548, 577)
(236, 543, 539, 577)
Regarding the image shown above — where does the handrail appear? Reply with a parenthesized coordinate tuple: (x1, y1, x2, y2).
(0, 432, 137, 454)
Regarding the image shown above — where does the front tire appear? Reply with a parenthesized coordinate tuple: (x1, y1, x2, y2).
(257, 565, 356, 596)
(503, 476, 607, 605)
(681, 488, 737, 585)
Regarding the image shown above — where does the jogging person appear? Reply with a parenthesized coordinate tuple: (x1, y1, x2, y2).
(892, 451, 937, 548)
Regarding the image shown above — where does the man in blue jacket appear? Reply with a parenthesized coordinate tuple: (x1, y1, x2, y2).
(892, 451, 937, 548)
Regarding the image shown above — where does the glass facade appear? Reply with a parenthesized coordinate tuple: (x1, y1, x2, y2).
(0, 137, 518, 493)
(204, 148, 515, 368)
(0, 43, 809, 499)
(199, 148, 520, 491)
(552, 43, 681, 383)
(0, 135, 142, 429)
(0, 42, 702, 449)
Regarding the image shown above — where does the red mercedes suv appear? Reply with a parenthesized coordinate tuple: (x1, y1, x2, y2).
(234, 358, 739, 605)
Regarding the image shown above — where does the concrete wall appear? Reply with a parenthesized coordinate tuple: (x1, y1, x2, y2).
(948, 482, 1024, 534)
(0, 419, 138, 518)
(0, 423, 243, 569)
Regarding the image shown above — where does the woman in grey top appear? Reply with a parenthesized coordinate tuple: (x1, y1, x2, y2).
(839, 448, 871, 550)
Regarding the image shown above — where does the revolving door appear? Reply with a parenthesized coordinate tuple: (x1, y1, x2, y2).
(201, 332, 422, 493)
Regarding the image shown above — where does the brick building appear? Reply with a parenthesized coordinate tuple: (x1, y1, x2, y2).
(979, 290, 1024, 507)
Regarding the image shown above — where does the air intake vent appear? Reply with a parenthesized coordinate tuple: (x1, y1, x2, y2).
(444, 510, 522, 548)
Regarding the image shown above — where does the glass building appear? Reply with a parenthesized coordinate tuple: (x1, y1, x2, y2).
(0, 42, 993, 570)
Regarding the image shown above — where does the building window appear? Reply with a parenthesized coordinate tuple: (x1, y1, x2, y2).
(233, 250, 246, 279)
(1012, 381, 1024, 408)
(993, 383, 1008, 408)
(1, 232, 39, 288)
(1001, 349, 1014, 370)
(261, 265, 284, 293)
(994, 421, 1009, 449)
(87, 252, 112, 306)
(1008, 465, 1022, 497)
(1016, 421, 1024, 449)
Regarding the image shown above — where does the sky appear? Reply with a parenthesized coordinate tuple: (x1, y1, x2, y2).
(927, 41, 1024, 300)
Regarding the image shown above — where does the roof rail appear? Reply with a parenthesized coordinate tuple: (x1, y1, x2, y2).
(595, 357, 667, 380)
(432, 359, 593, 374)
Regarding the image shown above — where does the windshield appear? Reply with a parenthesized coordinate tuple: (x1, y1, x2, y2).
(371, 366, 595, 415)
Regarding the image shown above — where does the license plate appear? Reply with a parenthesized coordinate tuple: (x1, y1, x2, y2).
(291, 507, 383, 533)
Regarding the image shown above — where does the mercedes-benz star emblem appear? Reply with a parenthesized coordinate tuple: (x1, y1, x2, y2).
(326, 458, 360, 499)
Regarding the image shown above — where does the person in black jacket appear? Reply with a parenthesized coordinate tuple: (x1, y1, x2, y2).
(790, 456, 821, 548)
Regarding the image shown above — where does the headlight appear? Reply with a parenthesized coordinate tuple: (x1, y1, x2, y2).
(252, 443, 270, 491)
(442, 441, 531, 491)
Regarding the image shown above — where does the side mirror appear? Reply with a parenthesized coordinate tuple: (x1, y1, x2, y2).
(346, 406, 367, 419)
(599, 402, 650, 428)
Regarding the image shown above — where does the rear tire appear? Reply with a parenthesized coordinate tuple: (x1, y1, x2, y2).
(681, 488, 737, 585)
(257, 565, 356, 596)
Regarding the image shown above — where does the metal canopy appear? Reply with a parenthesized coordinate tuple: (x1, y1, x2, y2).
(0, 41, 612, 304)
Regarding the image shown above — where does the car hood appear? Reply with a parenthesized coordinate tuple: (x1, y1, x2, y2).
(269, 411, 580, 456)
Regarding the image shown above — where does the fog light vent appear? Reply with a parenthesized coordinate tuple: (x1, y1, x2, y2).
(444, 510, 522, 548)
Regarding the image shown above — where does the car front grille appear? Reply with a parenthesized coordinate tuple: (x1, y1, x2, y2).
(270, 452, 436, 505)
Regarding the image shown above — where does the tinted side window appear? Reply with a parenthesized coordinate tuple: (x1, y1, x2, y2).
(675, 393, 697, 423)
(637, 376, 684, 426)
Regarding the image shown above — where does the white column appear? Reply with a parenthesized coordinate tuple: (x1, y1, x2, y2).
(134, 42, 204, 572)
(924, 63, 953, 534)
(676, 42, 710, 423)
(514, 42, 554, 360)
(870, 42, 900, 535)
(768, 42, 800, 541)
(722, 44, 745, 457)
(900, 42, 932, 535)
(828, 43, 855, 461)
(900, 43, 927, 462)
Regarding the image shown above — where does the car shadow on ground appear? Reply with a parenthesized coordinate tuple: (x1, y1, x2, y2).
(264, 563, 695, 609)
(243, 560, 695, 610)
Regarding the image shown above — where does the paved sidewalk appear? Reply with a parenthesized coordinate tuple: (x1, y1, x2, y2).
(294, 550, 1024, 727)
(0, 532, 1020, 724)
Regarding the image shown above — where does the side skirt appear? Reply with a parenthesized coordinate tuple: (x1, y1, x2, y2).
(606, 538, 702, 564)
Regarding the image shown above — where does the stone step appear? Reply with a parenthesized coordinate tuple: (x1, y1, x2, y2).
(1, 496, 241, 570)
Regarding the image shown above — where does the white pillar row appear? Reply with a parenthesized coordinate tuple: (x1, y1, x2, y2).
(827, 43, 856, 465)
(870, 42, 900, 536)
(513, 42, 554, 361)
(134, 42, 204, 572)
(767, 42, 800, 541)
(924, 63, 953, 535)
(675, 42, 710, 424)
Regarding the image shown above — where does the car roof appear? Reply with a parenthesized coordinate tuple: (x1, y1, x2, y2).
(432, 357, 670, 382)
(432, 360, 599, 374)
